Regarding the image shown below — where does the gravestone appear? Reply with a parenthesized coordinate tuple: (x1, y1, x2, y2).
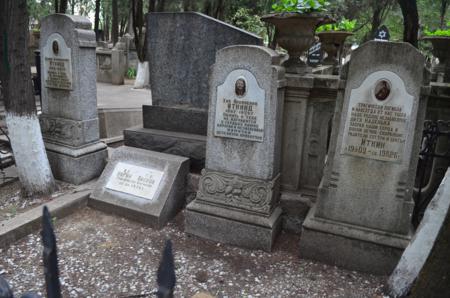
(124, 12, 262, 171)
(90, 146, 189, 228)
(185, 45, 286, 251)
(39, 14, 107, 184)
(300, 41, 430, 274)
(374, 25, 390, 41)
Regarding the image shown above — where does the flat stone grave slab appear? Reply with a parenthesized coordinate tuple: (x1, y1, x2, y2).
(90, 146, 189, 228)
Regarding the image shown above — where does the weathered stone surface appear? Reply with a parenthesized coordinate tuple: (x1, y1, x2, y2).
(388, 168, 450, 297)
(90, 146, 189, 228)
(124, 127, 206, 172)
(96, 48, 112, 83)
(205, 45, 285, 180)
(281, 74, 338, 194)
(46, 143, 107, 185)
(142, 105, 208, 135)
(185, 45, 286, 251)
(40, 14, 107, 184)
(300, 41, 431, 274)
(147, 12, 262, 109)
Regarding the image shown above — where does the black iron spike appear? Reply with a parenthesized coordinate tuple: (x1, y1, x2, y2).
(155, 240, 176, 298)
(41, 206, 61, 298)
(0, 275, 13, 298)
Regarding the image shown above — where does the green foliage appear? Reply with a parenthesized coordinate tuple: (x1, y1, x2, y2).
(424, 28, 450, 36)
(126, 67, 137, 79)
(230, 8, 266, 37)
(27, 0, 53, 28)
(316, 18, 356, 32)
(271, 0, 330, 14)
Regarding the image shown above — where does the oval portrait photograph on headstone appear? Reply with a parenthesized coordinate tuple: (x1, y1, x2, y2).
(235, 77, 247, 97)
(374, 79, 391, 101)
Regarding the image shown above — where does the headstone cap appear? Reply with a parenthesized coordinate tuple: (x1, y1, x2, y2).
(148, 11, 262, 40)
(41, 13, 92, 29)
(217, 45, 282, 65)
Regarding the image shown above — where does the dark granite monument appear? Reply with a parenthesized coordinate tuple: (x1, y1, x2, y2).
(124, 12, 262, 171)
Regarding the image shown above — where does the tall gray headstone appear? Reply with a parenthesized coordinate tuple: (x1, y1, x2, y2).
(300, 41, 430, 274)
(124, 12, 262, 171)
(39, 14, 107, 184)
(185, 45, 286, 252)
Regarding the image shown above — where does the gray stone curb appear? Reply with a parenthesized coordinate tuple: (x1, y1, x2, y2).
(0, 189, 90, 249)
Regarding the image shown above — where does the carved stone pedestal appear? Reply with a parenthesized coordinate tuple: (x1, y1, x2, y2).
(186, 170, 282, 251)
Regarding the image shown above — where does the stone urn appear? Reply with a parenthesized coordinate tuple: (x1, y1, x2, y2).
(317, 31, 353, 66)
(422, 36, 450, 82)
(261, 13, 333, 74)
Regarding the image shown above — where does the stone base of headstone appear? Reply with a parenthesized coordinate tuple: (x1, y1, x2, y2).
(45, 142, 108, 185)
(185, 171, 282, 252)
(124, 105, 208, 171)
(300, 206, 410, 275)
(124, 127, 206, 172)
(90, 146, 189, 229)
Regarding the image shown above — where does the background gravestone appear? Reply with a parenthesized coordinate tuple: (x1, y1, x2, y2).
(307, 42, 323, 67)
(124, 12, 262, 171)
(374, 25, 390, 41)
(185, 45, 286, 252)
(90, 146, 189, 228)
(300, 41, 430, 274)
(39, 14, 107, 184)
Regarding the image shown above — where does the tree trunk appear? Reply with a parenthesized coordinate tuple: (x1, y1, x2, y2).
(95, 0, 101, 41)
(132, 0, 144, 61)
(0, 0, 57, 195)
(183, 0, 191, 11)
(365, 0, 393, 41)
(59, 0, 68, 13)
(54, 0, 59, 12)
(149, 0, 156, 12)
(397, 0, 419, 47)
(156, 0, 166, 12)
(440, 0, 449, 29)
(112, 0, 119, 44)
(71, 0, 75, 14)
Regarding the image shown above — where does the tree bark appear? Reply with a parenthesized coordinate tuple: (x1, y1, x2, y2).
(149, 0, 156, 12)
(156, 0, 166, 12)
(397, 0, 419, 47)
(440, 0, 449, 29)
(0, 0, 57, 195)
(112, 0, 119, 44)
(54, 0, 59, 12)
(95, 0, 101, 41)
(59, 0, 68, 13)
(132, 0, 145, 61)
(183, 0, 191, 11)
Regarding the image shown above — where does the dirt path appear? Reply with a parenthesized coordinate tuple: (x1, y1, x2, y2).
(0, 207, 386, 297)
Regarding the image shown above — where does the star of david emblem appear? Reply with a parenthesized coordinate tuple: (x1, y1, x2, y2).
(379, 30, 387, 38)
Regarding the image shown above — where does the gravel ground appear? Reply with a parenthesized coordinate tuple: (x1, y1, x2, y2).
(0, 207, 387, 297)
(0, 180, 76, 222)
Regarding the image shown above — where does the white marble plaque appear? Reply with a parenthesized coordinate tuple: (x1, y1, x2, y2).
(341, 70, 414, 163)
(214, 69, 265, 142)
(105, 162, 164, 200)
(43, 33, 73, 90)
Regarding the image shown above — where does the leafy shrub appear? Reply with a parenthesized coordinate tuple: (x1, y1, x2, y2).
(316, 18, 356, 32)
(271, 0, 330, 14)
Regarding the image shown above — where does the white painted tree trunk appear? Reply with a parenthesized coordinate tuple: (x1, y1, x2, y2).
(5, 113, 56, 195)
(133, 61, 149, 89)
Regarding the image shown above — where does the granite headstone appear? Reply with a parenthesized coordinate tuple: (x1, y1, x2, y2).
(185, 45, 286, 251)
(300, 41, 430, 274)
(124, 12, 262, 170)
(90, 146, 190, 228)
(39, 14, 107, 184)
